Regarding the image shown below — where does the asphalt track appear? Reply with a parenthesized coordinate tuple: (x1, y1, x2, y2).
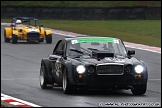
(1, 25, 161, 107)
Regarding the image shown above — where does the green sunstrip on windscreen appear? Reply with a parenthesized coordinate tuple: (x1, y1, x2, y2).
(71, 38, 119, 44)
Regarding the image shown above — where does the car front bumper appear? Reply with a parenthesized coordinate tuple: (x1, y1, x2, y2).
(70, 74, 147, 89)
(27, 32, 40, 40)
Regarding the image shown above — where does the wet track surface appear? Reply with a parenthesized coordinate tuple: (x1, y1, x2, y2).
(1, 25, 161, 107)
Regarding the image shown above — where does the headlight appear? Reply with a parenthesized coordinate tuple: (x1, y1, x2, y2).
(134, 65, 144, 73)
(76, 65, 86, 74)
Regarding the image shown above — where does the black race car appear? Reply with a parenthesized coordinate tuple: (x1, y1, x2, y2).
(39, 36, 148, 95)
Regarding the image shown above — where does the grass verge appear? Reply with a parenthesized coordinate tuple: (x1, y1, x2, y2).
(1, 19, 161, 47)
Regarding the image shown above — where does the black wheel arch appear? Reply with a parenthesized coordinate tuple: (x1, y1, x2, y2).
(41, 58, 51, 78)
(41, 58, 55, 84)
(62, 61, 76, 85)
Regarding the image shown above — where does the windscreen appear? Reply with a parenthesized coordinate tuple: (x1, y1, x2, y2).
(66, 37, 127, 58)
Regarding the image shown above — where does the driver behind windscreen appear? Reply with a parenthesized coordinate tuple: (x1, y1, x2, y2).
(15, 20, 23, 27)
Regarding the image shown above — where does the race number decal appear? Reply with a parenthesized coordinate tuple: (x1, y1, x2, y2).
(29, 28, 36, 32)
(71, 40, 78, 44)
(114, 39, 119, 44)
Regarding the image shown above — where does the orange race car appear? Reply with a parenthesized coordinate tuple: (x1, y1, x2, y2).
(4, 17, 52, 44)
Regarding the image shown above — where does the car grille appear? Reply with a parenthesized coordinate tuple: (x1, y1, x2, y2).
(27, 32, 40, 40)
(97, 63, 124, 75)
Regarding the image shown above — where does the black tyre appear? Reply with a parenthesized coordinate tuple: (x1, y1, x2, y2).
(12, 34, 18, 44)
(39, 63, 53, 89)
(4, 29, 10, 42)
(46, 34, 52, 44)
(131, 84, 147, 95)
(62, 68, 77, 94)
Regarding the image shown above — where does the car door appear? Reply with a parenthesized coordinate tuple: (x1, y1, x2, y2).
(49, 40, 65, 84)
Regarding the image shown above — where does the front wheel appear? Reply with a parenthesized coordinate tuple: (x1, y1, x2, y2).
(131, 84, 147, 95)
(62, 68, 77, 94)
(12, 34, 18, 44)
(46, 34, 52, 44)
(4, 29, 10, 42)
(39, 63, 53, 89)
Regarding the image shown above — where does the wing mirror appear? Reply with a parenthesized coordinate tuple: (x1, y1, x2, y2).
(127, 50, 135, 56)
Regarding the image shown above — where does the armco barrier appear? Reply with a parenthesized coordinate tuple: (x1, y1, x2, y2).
(1, 6, 161, 20)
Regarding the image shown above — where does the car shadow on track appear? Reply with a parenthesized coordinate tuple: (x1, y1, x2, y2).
(44, 87, 147, 97)
(16, 41, 42, 44)
(4, 41, 41, 44)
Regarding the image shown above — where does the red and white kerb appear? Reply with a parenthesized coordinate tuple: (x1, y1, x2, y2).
(1, 93, 41, 107)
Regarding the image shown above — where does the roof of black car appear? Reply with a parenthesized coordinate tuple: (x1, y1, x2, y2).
(64, 36, 119, 41)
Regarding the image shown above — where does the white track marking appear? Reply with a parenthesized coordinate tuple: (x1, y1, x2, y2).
(1, 93, 41, 107)
(9, 102, 25, 106)
(125, 45, 161, 54)
(54, 32, 76, 37)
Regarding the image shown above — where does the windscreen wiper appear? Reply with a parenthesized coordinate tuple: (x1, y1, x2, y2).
(69, 49, 83, 54)
(87, 48, 99, 51)
(70, 48, 91, 57)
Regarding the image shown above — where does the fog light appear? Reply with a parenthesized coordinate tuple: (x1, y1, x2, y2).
(79, 75, 82, 79)
(138, 74, 141, 78)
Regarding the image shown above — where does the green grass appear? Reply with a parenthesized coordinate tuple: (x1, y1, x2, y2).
(1, 19, 161, 47)
(1, 1, 161, 7)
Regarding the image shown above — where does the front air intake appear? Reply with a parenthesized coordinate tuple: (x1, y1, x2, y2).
(27, 32, 40, 40)
(97, 63, 124, 75)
